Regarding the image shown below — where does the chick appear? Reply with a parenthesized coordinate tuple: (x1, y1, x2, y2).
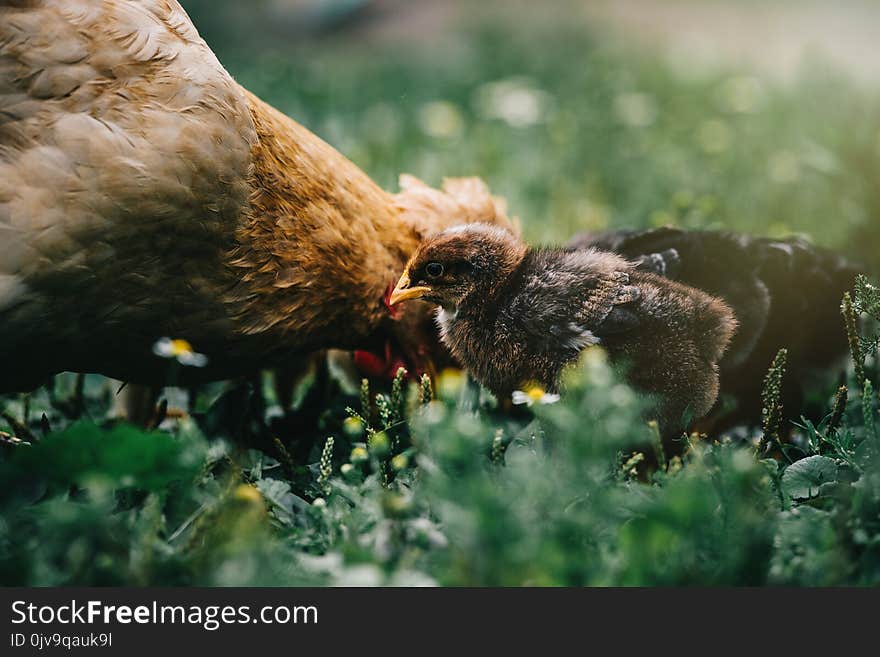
(390, 225, 737, 432)
(569, 227, 861, 432)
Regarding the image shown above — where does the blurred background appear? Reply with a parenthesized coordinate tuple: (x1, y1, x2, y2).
(179, 0, 880, 269)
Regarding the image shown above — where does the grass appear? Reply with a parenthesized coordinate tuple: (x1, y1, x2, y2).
(214, 15, 880, 263)
(2, 10, 880, 586)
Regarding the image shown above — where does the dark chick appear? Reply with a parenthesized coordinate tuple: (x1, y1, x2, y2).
(390, 225, 737, 433)
(568, 227, 862, 432)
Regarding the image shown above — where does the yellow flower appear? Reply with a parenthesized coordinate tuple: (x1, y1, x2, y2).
(381, 492, 413, 518)
(368, 431, 390, 457)
(343, 416, 364, 438)
(512, 385, 560, 407)
(350, 446, 369, 463)
(232, 484, 262, 504)
(152, 337, 208, 367)
(437, 368, 465, 397)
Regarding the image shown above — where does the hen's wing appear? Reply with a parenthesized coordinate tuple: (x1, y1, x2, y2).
(0, 0, 255, 371)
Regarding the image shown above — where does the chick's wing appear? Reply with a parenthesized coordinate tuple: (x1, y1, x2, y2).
(510, 253, 640, 354)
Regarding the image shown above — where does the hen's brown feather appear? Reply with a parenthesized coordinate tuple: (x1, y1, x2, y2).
(0, 0, 512, 390)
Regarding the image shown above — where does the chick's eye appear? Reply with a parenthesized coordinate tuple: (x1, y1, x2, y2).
(425, 262, 444, 278)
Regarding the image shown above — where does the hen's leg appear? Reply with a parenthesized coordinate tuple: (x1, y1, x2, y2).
(113, 382, 162, 427)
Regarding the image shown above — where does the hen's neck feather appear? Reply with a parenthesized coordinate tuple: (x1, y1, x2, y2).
(224, 90, 409, 349)
(226, 90, 513, 351)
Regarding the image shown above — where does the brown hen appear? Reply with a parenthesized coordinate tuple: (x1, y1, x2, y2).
(0, 0, 511, 392)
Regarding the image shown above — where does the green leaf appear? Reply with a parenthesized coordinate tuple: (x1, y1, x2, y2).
(256, 477, 308, 524)
(1, 421, 201, 496)
(769, 506, 842, 585)
(781, 455, 838, 501)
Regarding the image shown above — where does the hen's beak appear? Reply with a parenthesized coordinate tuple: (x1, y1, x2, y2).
(389, 272, 432, 306)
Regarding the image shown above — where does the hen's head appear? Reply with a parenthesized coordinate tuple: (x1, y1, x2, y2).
(390, 224, 526, 310)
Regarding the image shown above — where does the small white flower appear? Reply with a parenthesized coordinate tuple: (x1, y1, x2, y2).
(698, 119, 731, 153)
(717, 76, 763, 114)
(473, 77, 554, 127)
(512, 386, 560, 407)
(613, 92, 657, 128)
(418, 101, 464, 139)
(768, 150, 801, 184)
(152, 337, 208, 367)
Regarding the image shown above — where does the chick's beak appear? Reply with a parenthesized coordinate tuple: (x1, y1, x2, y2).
(389, 271, 432, 306)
